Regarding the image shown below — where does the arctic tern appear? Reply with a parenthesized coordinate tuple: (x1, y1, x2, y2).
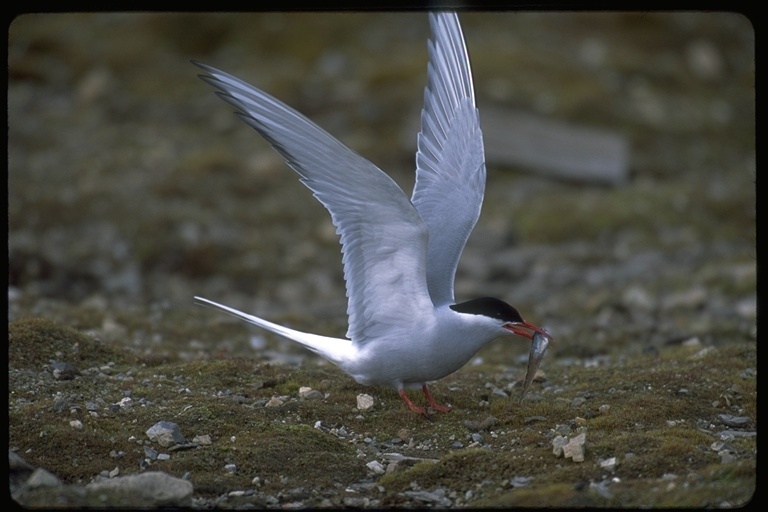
(194, 12, 551, 416)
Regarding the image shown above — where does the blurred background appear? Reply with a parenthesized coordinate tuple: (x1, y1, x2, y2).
(8, 12, 755, 363)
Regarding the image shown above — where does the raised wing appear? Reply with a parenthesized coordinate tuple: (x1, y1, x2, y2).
(412, 12, 486, 306)
(194, 62, 435, 343)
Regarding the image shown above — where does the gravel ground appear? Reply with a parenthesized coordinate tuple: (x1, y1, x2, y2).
(9, 12, 755, 508)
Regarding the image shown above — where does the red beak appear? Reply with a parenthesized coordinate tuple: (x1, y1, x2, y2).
(503, 320, 548, 340)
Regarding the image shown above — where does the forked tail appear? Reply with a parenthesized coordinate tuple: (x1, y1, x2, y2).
(194, 296, 356, 367)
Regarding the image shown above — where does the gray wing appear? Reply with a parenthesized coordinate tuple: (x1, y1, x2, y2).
(411, 12, 486, 306)
(194, 62, 435, 343)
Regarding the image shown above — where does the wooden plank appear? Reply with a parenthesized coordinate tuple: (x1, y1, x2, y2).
(480, 107, 630, 185)
(403, 107, 630, 185)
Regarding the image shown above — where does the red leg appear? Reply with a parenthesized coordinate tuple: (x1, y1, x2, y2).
(422, 384, 452, 413)
(399, 389, 428, 417)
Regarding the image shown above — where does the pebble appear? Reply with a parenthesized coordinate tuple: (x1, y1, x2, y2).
(86, 471, 193, 507)
(366, 460, 385, 474)
(403, 488, 452, 507)
(508, 476, 532, 488)
(356, 394, 375, 411)
(564, 433, 587, 462)
(146, 421, 186, 448)
(265, 396, 285, 408)
(717, 414, 749, 427)
(571, 397, 587, 407)
(553, 433, 587, 462)
(144, 446, 159, 461)
(69, 419, 83, 429)
(299, 386, 324, 400)
(25, 467, 61, 489)
(477, 416, 499, 431)
(49, 361, 81, 380)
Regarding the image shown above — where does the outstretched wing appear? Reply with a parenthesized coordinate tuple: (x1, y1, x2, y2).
(412, 12, 486, 306)
(194, 61, 435, 343)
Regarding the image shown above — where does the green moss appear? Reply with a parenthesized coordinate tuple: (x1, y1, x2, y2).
(8, 317, 132, 369)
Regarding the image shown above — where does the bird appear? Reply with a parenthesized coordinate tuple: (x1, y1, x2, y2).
(193, 12, 550, 416)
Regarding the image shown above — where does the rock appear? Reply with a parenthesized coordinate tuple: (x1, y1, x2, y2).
(146, 421, 186, 448)
(508, 476, 532, 488)
(477, 416, 499, 431)
(356, 393, 374, 411)
(265, 396, 285, 407)
(86, 471, 193, 507)
(403, 488, 452, 507)
(299, 388, 324, 400)
(25, 467, 62, 489)
(718, 414, 749, 427)
(192, 434, 212, 445)
(366, 460, 385, 474)
(563, 433, 587, 462)
(554, 433, 586, 462)
(552, 435, 568, 456)
(48, 361, 81, 380)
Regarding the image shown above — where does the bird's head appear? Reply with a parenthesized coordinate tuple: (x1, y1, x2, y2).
(450, 296, 548, 340)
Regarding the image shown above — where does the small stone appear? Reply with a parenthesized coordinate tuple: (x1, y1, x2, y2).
(302, 389, 324, 400)
(146, 421, 186, 448)
(25, 468, 61, 489)
(563, 433, 587, 462)
(718, 414, 749, 427)
(144, 446, 158, 460)
(157, 453, 171, 461)
(509, 476, 532, 488)
(109, 467, 120, 478)
(366, 460, 385, 474)
(86, 471, 193, 507)
(552, 435, 568, 456)
(265, 396, 284, 408)
(356, 394, 375, 411)
(69, 419, 83, 429)
(477, 416, 499, 431)
(50, 361, 81, 380)
(600, 457, 617, 471)
(224, 463, 237, 474)
(491, 387, 508, 398)
(571, 397, 587, 408)
(719, 450, 735, 463)
(192, 434, 212, 445)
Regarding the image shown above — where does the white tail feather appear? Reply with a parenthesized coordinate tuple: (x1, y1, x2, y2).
(194, 296, 356, 367)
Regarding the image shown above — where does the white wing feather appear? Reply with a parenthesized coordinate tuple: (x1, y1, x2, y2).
(412, 13, 486, 306)
(194, 62, 435, 344)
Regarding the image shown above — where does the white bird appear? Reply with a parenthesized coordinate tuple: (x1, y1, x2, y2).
(193, 12, 549, 416)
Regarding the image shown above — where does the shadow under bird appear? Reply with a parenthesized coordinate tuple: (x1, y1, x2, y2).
(194, 12, 552, 416)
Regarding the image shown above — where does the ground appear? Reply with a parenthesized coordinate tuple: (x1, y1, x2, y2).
(9, 11, 755, 508)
